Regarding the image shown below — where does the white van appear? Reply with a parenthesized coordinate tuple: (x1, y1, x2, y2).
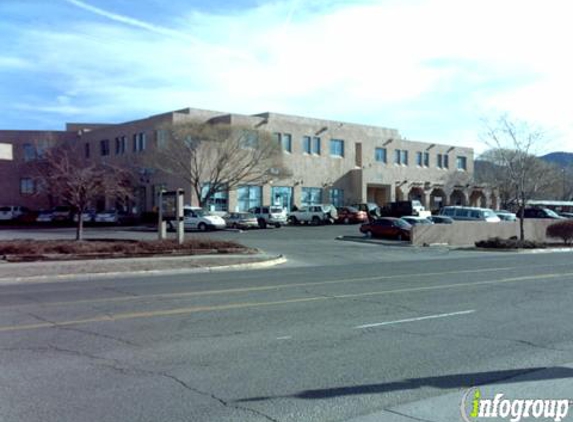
(0, 205, 29, 221)
(439, 206, 501, 223)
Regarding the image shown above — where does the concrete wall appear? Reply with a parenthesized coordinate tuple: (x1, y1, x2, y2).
(412, 219, 563, 246)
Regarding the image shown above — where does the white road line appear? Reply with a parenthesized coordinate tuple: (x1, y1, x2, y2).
(354, 310, 476, 329)
(276, 336, 292, 340)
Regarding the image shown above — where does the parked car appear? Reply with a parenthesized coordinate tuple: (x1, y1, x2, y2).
(523, 207, 566, 219)
(288, 204, 338, 225)
(174, 206, 226, 231)
(73, 209, 96, 224)
(94, 210, 136, 225)
(359, 217, 412, 240)
(0, 205, 30, 221)
(380, 200, 431, 218)
(401, 216, 433, 226)
(249, 206, 288, 228)
(428, 215, 454, 224)
(51, 205, 73, 222)
(350, 203, 381, 219)
(558, 212, 573, 219)
(439, 206, 501, 223)
(496, 211, 517, 222)
(336, 206, 368, 224)
(223, 212, 259, 229)
(36, 209, 55, 223)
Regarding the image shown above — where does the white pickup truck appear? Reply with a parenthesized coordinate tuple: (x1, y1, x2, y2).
(288, 204, 338, 225)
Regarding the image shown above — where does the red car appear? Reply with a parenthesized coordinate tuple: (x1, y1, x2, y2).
(359, 217, 412, 240)
(336, 206, 368, 224)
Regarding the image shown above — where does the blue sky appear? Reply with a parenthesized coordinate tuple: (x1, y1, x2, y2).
(1, 0, 572, 154)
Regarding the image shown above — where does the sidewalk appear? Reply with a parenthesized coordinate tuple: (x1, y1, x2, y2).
(0, 253, 286, 285)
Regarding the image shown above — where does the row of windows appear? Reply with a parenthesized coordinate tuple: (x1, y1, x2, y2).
(274, 133, 345, 157)
(373, 147, 467, 170)
(86, 133, 147, 158)
(22, 141, 51, 162)
(202, 185, 345, 212)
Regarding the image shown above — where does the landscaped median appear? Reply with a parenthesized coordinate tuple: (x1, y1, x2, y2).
(0, 239, 286, 283)
(0, 239, 255, 262)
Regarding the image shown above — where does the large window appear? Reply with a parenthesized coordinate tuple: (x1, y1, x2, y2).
(201, 184, 228, 212)
(375, 147, 387, 163)
(416, 151, 430, 167)
(115, 136, 126, 155)
(330, 139, 344, 157)
(457, 156, 467, 170)
(20, 178, 35, 194)
(416, 152, 423, 166)
(237, 185, 262, 211)
(424, 152, 430, 167)
(437, 153, 449, 169)
(329, 188, 344, 207)
(271, 186, 293, 211)
(301, 187, 322, 207)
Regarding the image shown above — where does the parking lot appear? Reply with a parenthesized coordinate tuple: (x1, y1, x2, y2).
(0, 223, 496, 268)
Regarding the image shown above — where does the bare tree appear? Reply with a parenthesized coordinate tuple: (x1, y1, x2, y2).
(31, 141, 133, 240)
(480, 115, 555, 240)
(150, 121, 291, 208)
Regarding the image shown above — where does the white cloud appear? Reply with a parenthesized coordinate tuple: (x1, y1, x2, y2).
(8, 0, 573, 151)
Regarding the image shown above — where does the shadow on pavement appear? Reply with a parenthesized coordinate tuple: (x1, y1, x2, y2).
(236, 366, 573, 402)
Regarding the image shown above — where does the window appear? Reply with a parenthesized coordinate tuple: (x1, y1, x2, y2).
(23, 144, 36, 162)
(156, 130, 168, 149)
(100, 139, 110, 156)
(273, 133, 292, 153)
(282, 133, 292, 152)
(20, 178, 35, 194)
(301, 187, 323, 207)
(302, 136, 311, 154)
(240, 131, 258, 149)
(133, 134, 138, 152)
(138, 133, 146, 152)
(416, 152, 423, 166)
(114, 136, 126, 155)
(401, 150, 408, 165)
(375, 147, 387, 163)
(437, 153, 449, 169)
(395, 149, 408, 165)
(85, 143, 90, 158)
(201, 184, 228, 212)
(424, 152, 430, 167)
(271, 186, 293, 211)
(457, 156, 467, 170)
(329, 188, 344, 207)
(312, 137, 321, 155)
(330, 139, 344, 157)
(237, 185, 262, 212)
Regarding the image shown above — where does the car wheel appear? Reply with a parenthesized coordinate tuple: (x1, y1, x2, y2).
(311, 216, 321, 225)
(364, 230, 372, 238)
(274, 223, 281, 228)
(198, 222, 207, 232)
(397, 233, 403, 241)
(288, 216, 298, 225)
(258, 218, 267, 229)
(344, 217, 350, 224)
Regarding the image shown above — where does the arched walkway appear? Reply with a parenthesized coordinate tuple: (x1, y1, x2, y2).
(408, 187, 425, 205)
(450, 189, 467, 206)
(469, 190, 487, 208)
(430, 188, 447, 212)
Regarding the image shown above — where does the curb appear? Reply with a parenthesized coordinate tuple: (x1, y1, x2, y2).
(0, 255, 287, 286)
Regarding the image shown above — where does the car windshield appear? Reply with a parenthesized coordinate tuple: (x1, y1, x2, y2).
(396, 219, 411, 228)
(270, 207, 283, 213)
(545, 208, 560, 218)
(0, 207, 11, 212)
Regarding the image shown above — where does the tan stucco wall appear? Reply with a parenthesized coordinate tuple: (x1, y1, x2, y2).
(412, 219, 563, 246)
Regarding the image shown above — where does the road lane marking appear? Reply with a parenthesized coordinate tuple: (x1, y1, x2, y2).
(1, 271, 572, 334)
(354, 310, 476, 329)
(2, 266, 519, 309)
(276, 336, 292, 340)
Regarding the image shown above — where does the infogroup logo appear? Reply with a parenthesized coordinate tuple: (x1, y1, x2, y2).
(461, 388, 571, 422)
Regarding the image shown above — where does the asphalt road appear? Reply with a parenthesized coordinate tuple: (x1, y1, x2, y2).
(1, 225, 573, 421)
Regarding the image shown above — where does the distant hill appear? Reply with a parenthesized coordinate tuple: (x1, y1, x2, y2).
(540, 152, 573, 168)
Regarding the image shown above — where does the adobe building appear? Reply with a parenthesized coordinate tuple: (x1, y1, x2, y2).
(0, 107, 498, 213)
